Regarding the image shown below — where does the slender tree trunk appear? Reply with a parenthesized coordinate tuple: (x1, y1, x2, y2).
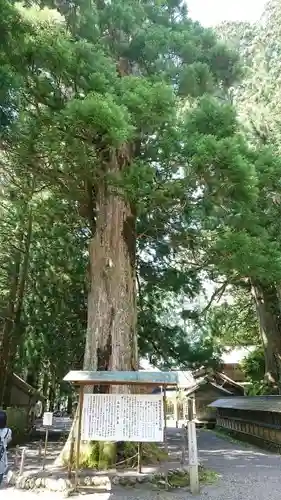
(67, 394, 73, 416)
(2, 209, 33, 407)
(0, 232, 24, 406)
(48, 372, 57, 412)
(42, 372, 49, 413)
(251, 281, 281, 392)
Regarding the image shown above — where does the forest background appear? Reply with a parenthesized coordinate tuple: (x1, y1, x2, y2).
(0, 0, 280, 409)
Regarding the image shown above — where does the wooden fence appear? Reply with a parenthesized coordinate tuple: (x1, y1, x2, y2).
(209, 396, 281, 452)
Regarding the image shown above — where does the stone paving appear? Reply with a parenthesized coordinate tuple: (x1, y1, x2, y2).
(3, 428, 281, 499)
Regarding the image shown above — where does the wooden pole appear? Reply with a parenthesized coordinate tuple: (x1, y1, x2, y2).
(68, 405, 79, 479)
(68, 431, 75, 479)
(180, 424, 188, 467)
(75, 385, 84, 489)
(42, 428, 49, 470)
(137, 442, 142, 473)
(38, 440, 42, 459)
(193, 396, 196, 420)
(163, 385, 169, 490)
(19, 447, 26, 476)
(188, 397, 194, 421)
(187, 398, 199, 495)
(14, 445, 20, 467)
(188, 421, 199, 494)
(175, 395, 179, 428)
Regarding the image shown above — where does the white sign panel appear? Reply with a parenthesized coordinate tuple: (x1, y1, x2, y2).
(82, 394, 164, 442)
(43, 412, 53, 427)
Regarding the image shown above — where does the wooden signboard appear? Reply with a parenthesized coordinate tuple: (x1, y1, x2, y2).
(82, 394, 164, 442)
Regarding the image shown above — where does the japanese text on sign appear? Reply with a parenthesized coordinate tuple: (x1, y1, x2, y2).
(82, 394, 164, 442)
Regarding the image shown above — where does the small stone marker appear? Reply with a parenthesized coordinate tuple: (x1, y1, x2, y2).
(186, 397, 199, 495)
(188, 420, 199, 494)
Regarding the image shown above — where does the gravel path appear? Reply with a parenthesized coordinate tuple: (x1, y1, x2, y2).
(3, 429, 281, 499)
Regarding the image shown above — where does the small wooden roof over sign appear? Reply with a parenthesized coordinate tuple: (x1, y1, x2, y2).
(64, 370, 178, 386)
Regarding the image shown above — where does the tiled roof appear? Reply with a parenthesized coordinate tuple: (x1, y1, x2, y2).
(12, 373, 46, 400)
(209, 396, 281, 413)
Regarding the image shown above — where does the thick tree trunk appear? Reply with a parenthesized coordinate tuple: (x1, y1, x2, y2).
(56, 152, 138, 466)
(84, 178, 138, 379)
(251, 281, 281, 392)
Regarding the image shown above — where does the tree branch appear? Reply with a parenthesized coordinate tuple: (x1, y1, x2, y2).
(202, 280, 229, 314)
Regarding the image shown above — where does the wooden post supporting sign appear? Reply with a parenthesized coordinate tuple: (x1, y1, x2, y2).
(42, 412, 53, 470)
(137, 442, 142, 473)
(68, 431, 75, 479)
(38, 439, 42, 459)
(62, 370, 179, 492)
(180, 423, 188, 466)
(75, 385, 84, 489)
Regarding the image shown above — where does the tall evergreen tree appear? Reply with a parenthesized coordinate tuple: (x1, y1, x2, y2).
(0, 4, 263, 460)
(212, 0, 281, 390)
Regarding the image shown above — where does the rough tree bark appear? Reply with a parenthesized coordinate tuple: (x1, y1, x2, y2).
(84, 163, 138, 378)
(251, 280, 281, 393)
(56, 149, 138, 466)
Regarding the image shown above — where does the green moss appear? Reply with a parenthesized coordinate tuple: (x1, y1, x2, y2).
(117, 441, 136, 467)
(89, 442, 100, 467)
(168, 470, 189, 488)
(99, 442, 117, 469)
(80, 442, 100, 468)
(142, 443, 168, 464)
(152, 467, 218, 490)
(198, 466, 219, 484)
(63, 440, 168, 470)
